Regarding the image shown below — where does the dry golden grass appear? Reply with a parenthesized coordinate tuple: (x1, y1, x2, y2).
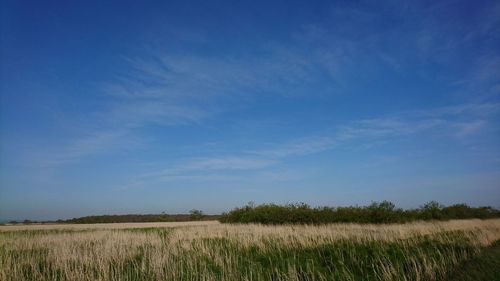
(168, 218, 500, 245)
(1, 219, 499, 281)
(0, 220, 219, 231)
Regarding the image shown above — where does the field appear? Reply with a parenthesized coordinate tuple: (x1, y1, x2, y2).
(1, 219, 500, 281)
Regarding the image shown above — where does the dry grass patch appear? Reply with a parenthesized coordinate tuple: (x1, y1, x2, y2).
(1, 219, 499, 281)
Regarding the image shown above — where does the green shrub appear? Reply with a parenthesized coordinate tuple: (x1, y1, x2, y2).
(219, 201, 500, 224)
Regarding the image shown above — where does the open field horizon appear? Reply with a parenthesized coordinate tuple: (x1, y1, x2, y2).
(2, 1, 499, 280)
(4, 200, 499, 225)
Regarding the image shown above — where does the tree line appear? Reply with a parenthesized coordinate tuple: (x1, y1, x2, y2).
(7, 209, 217, 224)
(218, 201, 500, 224)
(63, 209, 216, 224)
(7, 202, 499, 225)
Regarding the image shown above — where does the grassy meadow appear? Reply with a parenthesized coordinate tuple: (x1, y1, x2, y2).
(1, 219, 500, 281)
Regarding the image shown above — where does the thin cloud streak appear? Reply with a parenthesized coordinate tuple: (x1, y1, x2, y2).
(137, 101, 499, 184)
(31, 36, 344, 168)
(30, 129, 135, 167)
(22, 16, 500, 169)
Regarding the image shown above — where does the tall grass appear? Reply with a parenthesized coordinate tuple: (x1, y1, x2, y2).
(1, 219, 499, 280)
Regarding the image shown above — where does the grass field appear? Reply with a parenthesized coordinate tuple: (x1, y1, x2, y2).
(1, 219, 500, 281)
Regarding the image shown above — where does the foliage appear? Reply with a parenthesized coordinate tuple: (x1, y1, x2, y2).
(62, 213, 218, 224)
(445, 240, 500, 281)
(189, 209, 205, 220)
(219, 201, 500, 224)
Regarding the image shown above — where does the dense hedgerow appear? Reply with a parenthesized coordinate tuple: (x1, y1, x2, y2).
(218, 201, 500, 224)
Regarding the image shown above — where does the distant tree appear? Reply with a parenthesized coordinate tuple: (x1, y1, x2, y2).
(159, 211, 171, 222)
(378, 201, 396, 211)
(189, 209, 205, 220)
(420, 201, 444, 220)
(367, 201, 398, 223)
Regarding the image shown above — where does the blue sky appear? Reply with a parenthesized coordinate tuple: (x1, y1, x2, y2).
(1, 0, 499, 220)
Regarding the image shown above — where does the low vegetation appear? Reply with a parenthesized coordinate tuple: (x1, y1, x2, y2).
(63, 209, 218, 224)
(219, 201, 500, 224)
(1, 219, 500, 280)
(8, 210, 219, 225)
(446, 240, 500, 280)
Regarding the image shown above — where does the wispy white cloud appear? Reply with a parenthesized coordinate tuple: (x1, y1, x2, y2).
(136, 156, 275, 183)
(408, 103, 500, 117)
(117, 50, 338, 100)
(250, 137, 337, 158)
(32, 129, 138, 167)
(134, 101, 499, 185)
(39, 30, 351, 167)
(453, 120, 486, 138)
(178, 157, 275, 171)
(25, 11, 500, 169)
(107, 101, 210, 128)
(449, 55, 500, 101)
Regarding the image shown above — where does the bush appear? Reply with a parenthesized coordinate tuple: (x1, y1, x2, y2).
(219, 201, 500, 225)
(189, 209, 205, 220)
